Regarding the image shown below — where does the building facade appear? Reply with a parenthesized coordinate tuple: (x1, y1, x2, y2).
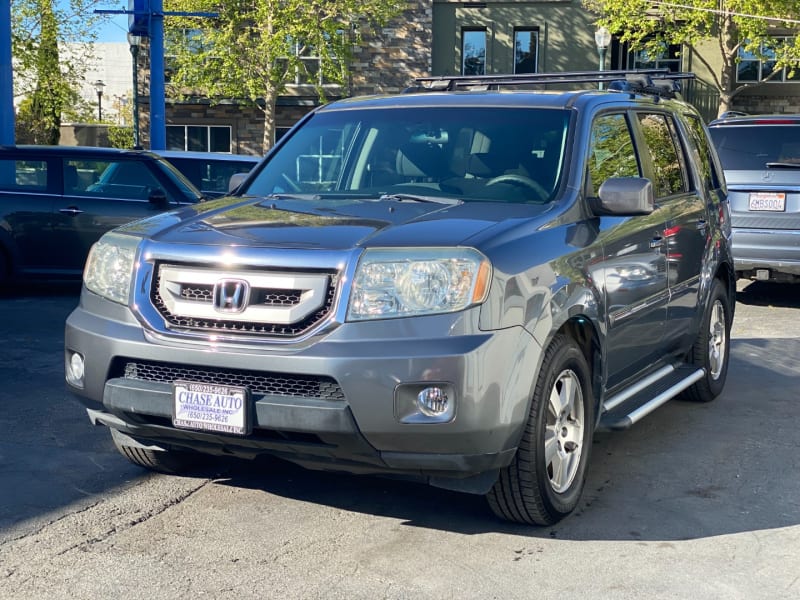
(126, 1, 800, 154)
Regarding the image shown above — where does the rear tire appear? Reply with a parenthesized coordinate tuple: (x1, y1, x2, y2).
(683, 278, 731, 403)
(486, 334, 594, 525)
(111, 429, 199, 475)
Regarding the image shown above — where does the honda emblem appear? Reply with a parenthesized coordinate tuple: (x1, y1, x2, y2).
(213, 279, 250, 313)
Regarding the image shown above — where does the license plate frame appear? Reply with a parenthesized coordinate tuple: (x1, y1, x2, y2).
(748, 192, 786, 212)
(173, 381, 250, 436)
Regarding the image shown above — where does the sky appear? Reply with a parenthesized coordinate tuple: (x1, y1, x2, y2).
(96, 14, 129, 43)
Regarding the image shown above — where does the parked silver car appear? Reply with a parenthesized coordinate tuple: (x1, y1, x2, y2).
(708, 114, 800, 283)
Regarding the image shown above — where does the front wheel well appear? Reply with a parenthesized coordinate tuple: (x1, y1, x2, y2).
(560, 316, 602, 413)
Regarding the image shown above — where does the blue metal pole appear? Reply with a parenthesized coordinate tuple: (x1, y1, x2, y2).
(1, 0, 15, 145)
(149, 0, 166, 150)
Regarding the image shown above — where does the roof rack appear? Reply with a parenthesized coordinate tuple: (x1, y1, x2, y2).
(408, 69, 695, 99)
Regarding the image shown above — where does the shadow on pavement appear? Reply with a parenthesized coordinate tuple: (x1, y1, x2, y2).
(736, 280, 800, 308)
(211, 336, 800, 542)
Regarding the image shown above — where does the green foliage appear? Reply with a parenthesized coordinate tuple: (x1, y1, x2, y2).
(584, 0, 800, 113)
(164, 0, 405, 151)
(108, 126, 135, 149)
(11, 0, 103, 143)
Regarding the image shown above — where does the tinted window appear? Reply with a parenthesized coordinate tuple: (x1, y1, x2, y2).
(167, 157, 255, 195)
(0, 159, 47, 191)
(708, 125, 800, 169)
(587, 113, 639, 196)
(636, 113, 687, 197)
(66, 159, 162, 200)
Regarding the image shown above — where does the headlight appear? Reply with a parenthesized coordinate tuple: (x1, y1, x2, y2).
(347, 248, 491, 321)
(83, 232, 140, 304)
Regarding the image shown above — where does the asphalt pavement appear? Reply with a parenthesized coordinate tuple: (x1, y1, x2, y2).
(0, 279, 798, 599)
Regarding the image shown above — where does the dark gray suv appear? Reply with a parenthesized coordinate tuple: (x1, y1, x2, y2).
(0, 146, 202, 284)
(65, 71, 735, 525)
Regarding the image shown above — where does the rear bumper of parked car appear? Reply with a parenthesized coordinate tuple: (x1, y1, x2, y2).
(65, 295, 539, 487)
(732, 228, 800, 280)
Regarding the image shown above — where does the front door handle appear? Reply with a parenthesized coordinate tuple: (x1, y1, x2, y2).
(649, 236, 663, 249)
(59, 207, 84, 215)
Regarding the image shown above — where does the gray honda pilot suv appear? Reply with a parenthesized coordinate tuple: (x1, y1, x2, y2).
(65, 71, 735, 525)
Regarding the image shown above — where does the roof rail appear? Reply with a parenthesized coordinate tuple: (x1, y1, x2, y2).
(407, 69, 695, 99)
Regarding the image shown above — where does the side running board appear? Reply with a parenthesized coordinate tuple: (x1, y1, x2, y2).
(599, 365, 705, 430)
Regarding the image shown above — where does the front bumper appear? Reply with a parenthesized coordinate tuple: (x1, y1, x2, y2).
(65, 292, 540, 483)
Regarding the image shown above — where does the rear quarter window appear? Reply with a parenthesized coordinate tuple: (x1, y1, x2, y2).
(0, 159, 48, 192)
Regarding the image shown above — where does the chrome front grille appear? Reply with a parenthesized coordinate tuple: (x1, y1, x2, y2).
(120, 359, 346, 401)
(151, 263, 338, 337)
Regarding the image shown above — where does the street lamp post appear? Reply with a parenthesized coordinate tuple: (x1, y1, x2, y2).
(594, 27, 611, 90)
(94, 79, 105, 121)
(127, 33, 142, 149)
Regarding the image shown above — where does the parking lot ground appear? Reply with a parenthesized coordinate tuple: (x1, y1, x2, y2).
(0, 280, 798, 599)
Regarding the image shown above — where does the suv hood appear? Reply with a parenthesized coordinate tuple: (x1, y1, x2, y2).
(118, 195, 550, 249)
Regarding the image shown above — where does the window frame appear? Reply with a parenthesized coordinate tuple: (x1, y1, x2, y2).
(737, 37, 800, 83)
(166, 125, 233, 153)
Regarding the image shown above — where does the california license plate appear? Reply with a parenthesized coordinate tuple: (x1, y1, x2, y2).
(748, 192, 785, 211)
(173, 382, 249, 435)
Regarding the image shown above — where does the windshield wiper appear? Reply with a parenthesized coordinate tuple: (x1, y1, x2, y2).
(378, 193, 463, 206)
(765, 162, 800, 169)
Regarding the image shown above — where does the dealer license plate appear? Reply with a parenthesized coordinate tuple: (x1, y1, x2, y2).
(749, 192, 785, 212)
(173, 381, 249, 435)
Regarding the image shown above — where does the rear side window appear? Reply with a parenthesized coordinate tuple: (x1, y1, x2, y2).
(684, 115, 724, 192)
(708, 124, 800, 169)
(0, 159, 48, 192)
(635, 113, 688, 198)
(586, 113, 640, 196)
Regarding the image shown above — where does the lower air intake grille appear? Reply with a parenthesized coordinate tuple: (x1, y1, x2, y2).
(119, 359, 345, 401)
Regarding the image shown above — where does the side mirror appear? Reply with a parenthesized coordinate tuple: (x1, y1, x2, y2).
(148, 188, 169, 208)
(590, 177, 654, 216)
(228, 172, 249, 194)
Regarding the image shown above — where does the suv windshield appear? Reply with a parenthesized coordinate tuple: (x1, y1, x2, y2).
(244, 107, 569, 204)
(709, 124, 800, 170)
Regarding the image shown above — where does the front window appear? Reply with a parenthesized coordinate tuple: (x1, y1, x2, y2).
(167, 125, 232, 152)
(243, 106, 570, 205)
(462, 29, 487, 75)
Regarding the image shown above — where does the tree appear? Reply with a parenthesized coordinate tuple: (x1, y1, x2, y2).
(584, 0, 800, 115)
(11, 0, 103, 143)
(165, 0, 405, 152)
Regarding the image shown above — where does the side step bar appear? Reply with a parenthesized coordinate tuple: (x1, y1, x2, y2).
(599, 365, 705, 431)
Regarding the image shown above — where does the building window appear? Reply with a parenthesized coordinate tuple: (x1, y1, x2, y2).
(737, 38, 800, 82)
(514, 28, 539, 74)
(627, 41, 681, 72)
(167, 125, 232, 153)
(462, 29, 487, 75)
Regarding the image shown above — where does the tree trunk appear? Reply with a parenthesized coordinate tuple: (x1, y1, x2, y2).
(261, 85, 278, 153)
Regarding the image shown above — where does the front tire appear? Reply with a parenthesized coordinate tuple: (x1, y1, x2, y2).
(487, 334, 594, 525)
(683, 278, 731, 402)
(111, 429, 199, 475)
